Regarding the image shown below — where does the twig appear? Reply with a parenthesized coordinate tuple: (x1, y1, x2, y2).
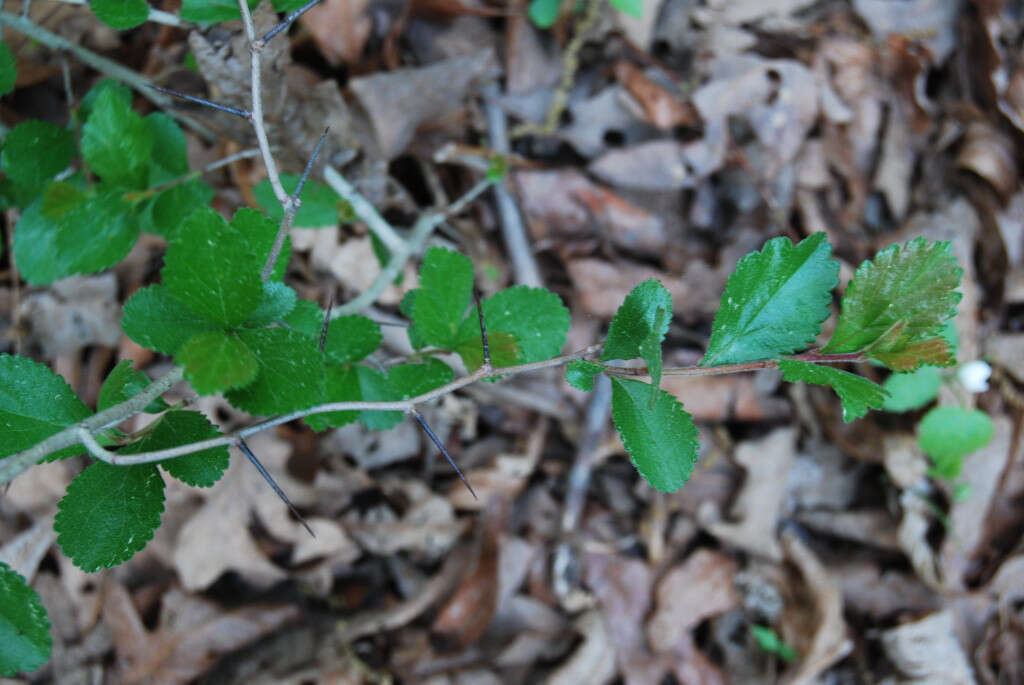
(481, 83, 543, 288)
(260, 0, 322, 44)
(322, 165, 407, 255)
(150, 84, 251, 119)
(603, 351, 868, 378)
(0, 12, 216, 140)
(411, 410, 476, 499)
(238, 439, 314, 537)
(260, 127, 329, 281)
(331, 178, 493, 318)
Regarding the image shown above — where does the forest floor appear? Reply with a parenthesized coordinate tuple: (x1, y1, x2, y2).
(2, 0, 1024, 683)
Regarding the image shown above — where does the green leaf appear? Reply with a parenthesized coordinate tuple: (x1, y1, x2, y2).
(0, 562, 52, 676)
(254, 174, 342, 228)
(76, 79, 131, 123)
(0, 354, 91, 459)
(271, 0, 309, 10)
(701, 233, 838, 366)
(527, 0, 561, 27)
(609, 377, 698, 492)
(90, 0, 149, 29)
(121, 284, 219, 354)
(751, 625, 798, 663)
(242, 281, 298, 328)
(454, 286, 570, 370)
(323, 315, 382, 364)
(98, 360, 168, 413)
(143, 180, 215, 237)
(229, 207, 291, 282)
(177, 330, 259, 394)
(824, 238, 962, 354)
(778, 359, 887, 422)
(224, 327, 325, 415)
(55, 461, 165, 571)
(486, 154, 508, 183)
(180, 0, 257, 22)
(566, 360, 604, 392)
(283, 298, 325, 337)
(601, 280, 672, 362)
(162, 208, 262, 328)
(143, 112, 189, 186)
(305, 363, 360, 431)
(122, 410, 229, 487)
(14, 184, 139, 284)
(411, 247, 474, 349)
(352, 366, 402, 430)
(871, 337, 955, 372)
(0, 42, 17, 97)
(882, 366, 942, 412)
(387, 358, 455, 399)
(81, 87, 152, 188)
(918, 406, 994, 479)
(609, 0, 642, 17)
(400, 290, 427, 350)
(1, 120, 74, 189)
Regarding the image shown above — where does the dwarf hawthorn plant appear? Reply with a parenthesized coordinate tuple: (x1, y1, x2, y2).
(0, 0, 968, 676)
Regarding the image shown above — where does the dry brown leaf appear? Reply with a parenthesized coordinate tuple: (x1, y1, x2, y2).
(300, 0, 372, 66)
(780, 531, 852, 685)
(103, 580, 300, 685)
(879, 611, 975, 685)
(700, 428, 797, 560)
(432, 511, 501, 648)
(588, 139, 719, 191)
(646, 549, 740, 652)
(612, 61, 697, 130)
(984, 333, 1024, 382)
(545, 609, 617, 685)
(853, 0, 960, 64)
(18, 275, 121, 358)
(832, 561, 940, 621)
(559, 86, 650, 159)
(956, 122, 1020, 200)
(0, 516, 55, 581)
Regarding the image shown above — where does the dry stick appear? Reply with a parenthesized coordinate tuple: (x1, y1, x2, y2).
(238, 438, 315, 537)
(261, 127, 329, 281)
(0, 12, 216, 141)
(260, 0, 322, 44)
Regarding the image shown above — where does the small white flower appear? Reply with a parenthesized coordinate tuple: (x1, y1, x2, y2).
(958, 360, 991, 393)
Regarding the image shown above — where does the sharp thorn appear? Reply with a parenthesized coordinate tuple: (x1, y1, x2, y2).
(238, 438, 315, 537)
(412, 410, 476, 500)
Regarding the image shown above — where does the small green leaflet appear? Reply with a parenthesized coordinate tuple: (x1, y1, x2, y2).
(55, 461, 165, 572)
(918, 406, 994, 480)
(566, 360, 604, 392)
(323, 315, 382, 364)
(872, 337, 955, 371)
(0, 354, 91, 459)
(230, 207, 291, 282)
(81, 87, 153, 189)
(751, 625, 798, 663)
(0, 42, 16, 97)
(701, 233, 838, 367)
(143, 180, 215, 238)
(283, 299, 325, 336)
(411, 247, 474, 350)
(90, 0, 149, 29)
(609, 0, 642, 18)
(14, 184, 139, 284)
(242, 282, 298, 328)
(144, 112, 190, 186)
(453, 286, 570, 370)
(180, 0, 258, 22)
(122, 410, 229, 487)
(121, 284, 219, 355)
(177, 330, 259, 394)
(306, 364, 404, 432)
(77, 80, 132, 122)
(527, 0, 560, 27)
(254, 174, 343, 228)
(601, 279, 671, 406)
(224, 327, 325, 416)
(352, 366, 403, 430)
(0, 562, 52, 676)
(882, 366, 941, 412)
(162, 208, 263, 328)
(98, 360, 168, 414)
(824, 238, 962, 355)
(777, 360, 887, 422)
(610, 377, 698, 492)
(388, 358, 454, 399)
(1, 120, 75, 190)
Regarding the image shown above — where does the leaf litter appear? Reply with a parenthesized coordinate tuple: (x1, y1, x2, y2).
(3, 0, 1024, 682)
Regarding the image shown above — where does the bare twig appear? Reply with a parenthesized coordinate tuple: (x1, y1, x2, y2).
(322, 165, 407, 255)
(260, 0, 322, 44)
(412, 410, 476, 499)
(238, 439, 315, 537)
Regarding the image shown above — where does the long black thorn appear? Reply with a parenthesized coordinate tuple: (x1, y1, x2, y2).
(474, 289, 490, 369)
(149, 85, 252, 119)
(293, 127, 329, 201)
(412, 410, 476, 500)
(319, 295, 334, 352)
(238, 438, 315, 537)
(261, 0, 323, 43)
